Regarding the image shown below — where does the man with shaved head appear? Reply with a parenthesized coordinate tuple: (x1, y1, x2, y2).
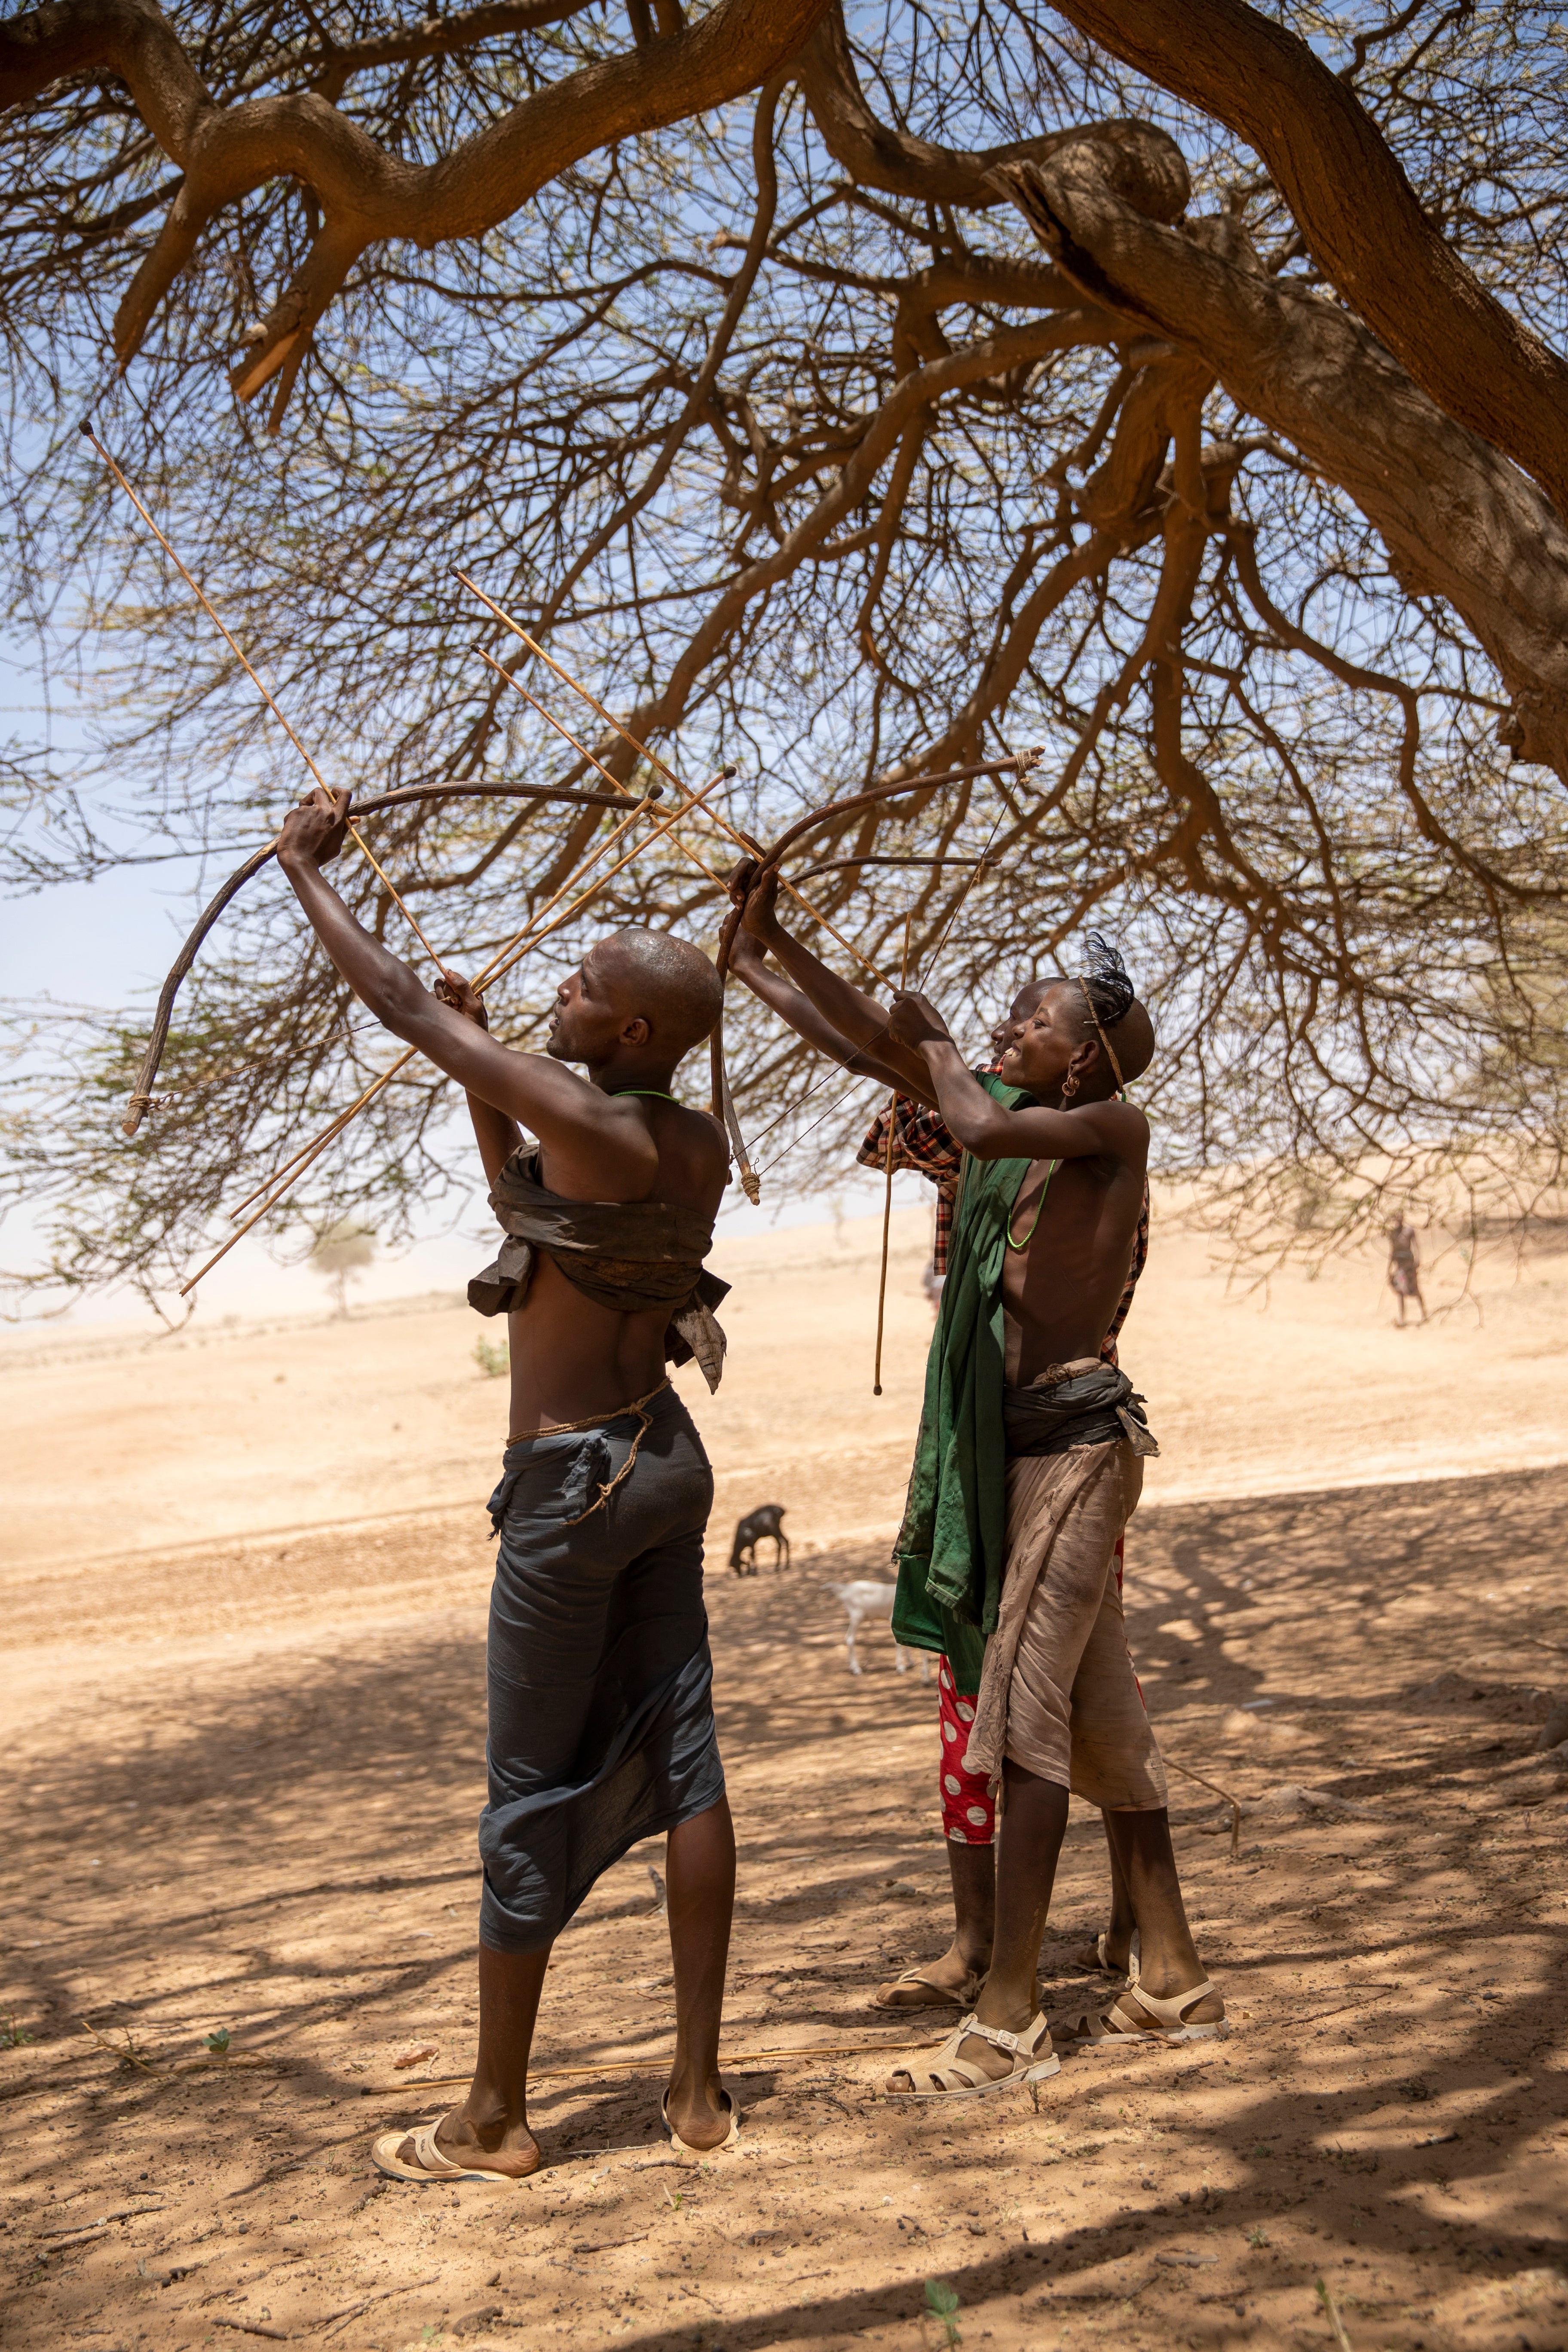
(279, 787, 738, 2178)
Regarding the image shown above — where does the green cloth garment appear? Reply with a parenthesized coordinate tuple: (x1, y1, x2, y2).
(891, 1072, 1035, 1693)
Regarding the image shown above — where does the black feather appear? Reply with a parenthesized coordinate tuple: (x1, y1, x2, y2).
(1079, 932, 1134, 1028)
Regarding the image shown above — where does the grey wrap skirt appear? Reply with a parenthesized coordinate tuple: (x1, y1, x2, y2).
(479, 1384, 725, 1953)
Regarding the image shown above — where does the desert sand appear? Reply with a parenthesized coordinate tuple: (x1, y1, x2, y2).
(3, 1194, 1566, 2352)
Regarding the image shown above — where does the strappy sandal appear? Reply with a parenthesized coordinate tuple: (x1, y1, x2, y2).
(1054, 1977, 1230, 2054)
(659, 2085, 741, 2161)
(874, 1964, 987, 2012)
(882, 2011, 1060, 2101)
(1068, 1932, 1138, 1979)
(371, 2121, 527, 2184)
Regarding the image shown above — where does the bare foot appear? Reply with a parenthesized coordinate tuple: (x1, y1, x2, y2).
(874, 1940, 989, 2009)
(394, 2101, 540, 2178)
(663, 2068, 733, 2152)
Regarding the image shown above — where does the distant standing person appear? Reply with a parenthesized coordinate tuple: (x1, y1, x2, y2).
(1387, 1218, 1427, 1325)
(277, 784, 739, 2177)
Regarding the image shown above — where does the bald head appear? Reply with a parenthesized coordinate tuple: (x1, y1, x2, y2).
(591, 929, 723, 1063)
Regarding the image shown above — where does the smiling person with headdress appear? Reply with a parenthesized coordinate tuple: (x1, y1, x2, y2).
(732, 872, 1227, 2097)
(874, 939, 1230, 2094)
(728, 888, 1149, 2014)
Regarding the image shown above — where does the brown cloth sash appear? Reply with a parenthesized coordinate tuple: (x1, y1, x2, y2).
(469, 1144, 728, 1392)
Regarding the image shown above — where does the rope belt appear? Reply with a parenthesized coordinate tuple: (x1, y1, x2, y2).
(506, 1376, 672, 1526)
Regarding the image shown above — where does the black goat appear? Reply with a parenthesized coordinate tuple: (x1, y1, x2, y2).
(729, 1503, 789, 1575)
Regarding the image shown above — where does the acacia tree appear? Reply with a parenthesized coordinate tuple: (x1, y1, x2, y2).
(2, 0, 1566, 1312)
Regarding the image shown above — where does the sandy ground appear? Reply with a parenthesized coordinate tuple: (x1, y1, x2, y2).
(3, 1200, 1567, 2352)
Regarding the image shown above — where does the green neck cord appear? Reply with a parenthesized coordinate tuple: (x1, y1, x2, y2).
(609, 1087, 681, 1103)
(1006, 1158, 1059, 1251)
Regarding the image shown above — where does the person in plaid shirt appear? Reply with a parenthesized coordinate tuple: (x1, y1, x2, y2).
(729, 915, 1151, 2011)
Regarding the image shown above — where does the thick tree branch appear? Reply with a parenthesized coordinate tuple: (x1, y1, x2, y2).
(995, 153, 1568, 781)
(0, 0, 833, 421)
(794, 0, 1188, 222)
(1048, 0, 1568, 523)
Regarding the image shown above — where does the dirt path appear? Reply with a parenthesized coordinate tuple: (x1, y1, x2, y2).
(4, 1457, 1565, 2352)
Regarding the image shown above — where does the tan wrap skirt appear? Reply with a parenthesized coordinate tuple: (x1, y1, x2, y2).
(962, 1439, 1166, 1813)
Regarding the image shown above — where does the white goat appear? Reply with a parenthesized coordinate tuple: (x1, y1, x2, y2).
(824, 1579, 931, 1680)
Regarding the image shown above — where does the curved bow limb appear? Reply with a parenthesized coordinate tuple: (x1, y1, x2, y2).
(754, 748, 1042, 882)
(175, 766, 729, 1298)
(121, 778, 652, 1137)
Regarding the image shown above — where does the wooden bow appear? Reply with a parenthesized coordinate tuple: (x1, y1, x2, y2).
(121, 777, 652, 1139)
(709, 751, 1041, 1192)
(177, 762, 733, 1296)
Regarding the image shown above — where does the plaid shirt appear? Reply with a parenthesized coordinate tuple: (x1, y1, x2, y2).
(856, 1080, 1150, 1362)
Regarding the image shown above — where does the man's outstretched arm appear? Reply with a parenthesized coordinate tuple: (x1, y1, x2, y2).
(432, 974, 523, 1188)
(732, 866, 937, 1105)
(728, 926, 921, 1098)
(276, 792, 655, 1196)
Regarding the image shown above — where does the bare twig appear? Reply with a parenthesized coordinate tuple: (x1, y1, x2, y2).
(1162, 1755, 1245, 1857)
(311, 2270, 443, 2334)
(1316, 2274, 1354, 2352)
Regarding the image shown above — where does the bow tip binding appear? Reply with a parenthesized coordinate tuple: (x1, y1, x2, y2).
(739, 1166, 761, 1207)
(122, 1093, 150, 1139)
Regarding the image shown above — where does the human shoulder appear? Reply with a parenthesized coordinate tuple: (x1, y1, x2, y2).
(1094, 1095, 1149, 1160)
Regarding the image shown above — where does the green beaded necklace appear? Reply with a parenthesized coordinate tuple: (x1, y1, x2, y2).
(609, 1087, 681, 1103)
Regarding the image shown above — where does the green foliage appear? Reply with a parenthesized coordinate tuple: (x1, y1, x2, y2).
(1, 2014, 34, 2048)
(205, 2027, 232, 2055)
(473, 1336, 509, 1379)
(924, 2277, 962, 2346)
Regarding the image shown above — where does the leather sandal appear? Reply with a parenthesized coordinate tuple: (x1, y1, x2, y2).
(874, 1963, 987, 2012)
(371, 2121, 527, 2184)
(882, 2010, 1059, 2101)
(1054, 1977, 1230, 2053)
